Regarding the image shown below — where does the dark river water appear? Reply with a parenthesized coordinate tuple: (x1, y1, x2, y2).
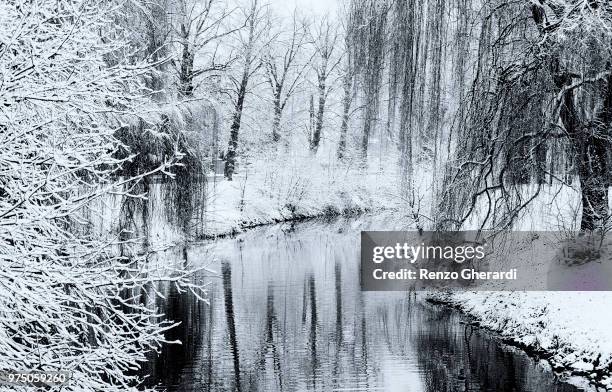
(141, 216, 588, 392)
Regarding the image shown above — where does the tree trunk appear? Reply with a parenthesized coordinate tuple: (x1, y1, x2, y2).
(534, 141, 547, 185)
(530, 4, 610, 232)
(310, 78, 326, 153)
(224, 0, 258, 180)
(337, 89, 351, 160)
(178, 26, 194, 97)
(337, 67, 352, 160)
(558, 75, 610, 231)
(578, 138, 609, 231)
(224, 74, 248, 180)
(271, 94, 282, 142)
(361, 110, 372, 164)
(577, 73, 612, 231)
(179, 50, 194, 97)
(399, 95, 413, 188)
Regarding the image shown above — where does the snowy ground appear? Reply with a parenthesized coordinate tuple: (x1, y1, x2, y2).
(201, 153, 410, 237)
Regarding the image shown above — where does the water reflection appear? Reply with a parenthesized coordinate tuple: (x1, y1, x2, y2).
(142, 218, 587, 392)
(222, 261, 242, 392)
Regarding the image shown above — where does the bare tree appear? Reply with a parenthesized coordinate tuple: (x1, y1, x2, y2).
(337, 9, 356, 160)
(173, 0, 242, 97)
(263, 13, 311, 143)
(308, 16, 341, 153)
(224, 0, 267, 180)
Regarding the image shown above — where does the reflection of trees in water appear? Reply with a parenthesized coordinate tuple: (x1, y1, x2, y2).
(140, 272, 583, 392)
(255, 282, 283, 391)
(413, 308, 460, 391)
(331, 261, 342, 390)
(411, 307, 579, 392)
(376, 294, 416, 357)
(307, 273, 318, 386)
(222, 261, 242, 392)
(249, 243, 374, 391)
(359, 291, 370, 391)
(334, 262, 343, 345)
(415, 308, 501, 391)
(139, 223, 584, 392)
(138, 248, 205, 389)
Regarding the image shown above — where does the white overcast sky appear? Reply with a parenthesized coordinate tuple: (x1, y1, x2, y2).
(267, 0, 339, 17)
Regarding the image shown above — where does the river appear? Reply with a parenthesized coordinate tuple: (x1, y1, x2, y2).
(140, 215, 589, 392)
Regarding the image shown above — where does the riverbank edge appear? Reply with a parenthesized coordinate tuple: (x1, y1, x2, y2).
(425, 293, 612, 391)
(196, 204, 390, 241)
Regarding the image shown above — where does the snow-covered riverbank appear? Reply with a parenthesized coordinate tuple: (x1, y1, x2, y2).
(428, 290, 612, 390)
(90, 155, 415, 249)
(201, 156, 409, 237)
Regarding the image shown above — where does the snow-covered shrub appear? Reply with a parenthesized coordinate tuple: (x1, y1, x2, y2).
(0, 0, 205, 390)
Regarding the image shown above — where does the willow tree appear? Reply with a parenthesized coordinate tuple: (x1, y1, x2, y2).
(531, 0, 612, 231)
(437, 0, 612, 232)
(352, 0, 448, 179)
(394, 0, 426, 187)
(350, 0, 388, 163)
